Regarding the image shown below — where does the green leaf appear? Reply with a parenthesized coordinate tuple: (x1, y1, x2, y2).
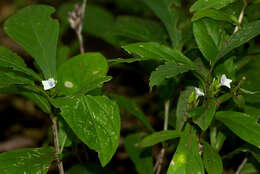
(193, 18, 226, 62)
(0, 71, 34, 88)
(216, 111, 260, 147)
(114, 16, 168, 44)
(84, 5, 117, 46)
(214, 57, 236, 79)
(53, 95, 120, 166)
(167, 123, 204, 174)
(142, 0, 182, 47)
(238, 55, 260, 103)
(57, 45, 70, 68)
(0, 146, 55, 174)
(4, 5, 59, 79)
(109, 94, 154, 132)
(189, 101, 217, 131)
(202, 142, 223, 174)
(122, 42, 194, 65)
(56, 53, 108, 95)
(190, 0, 236, 12)
(149, 61, 194, 90)
(176, 87, 193, 131)
(108, 58, 143, 65)
(58, 120, 73, 152)
(192, 9, 238, 25)
(124, 133, 153, 174)
(21, 92, 51, 114)
(0, 46, 41, 81)
(138, 130, 181, 147)
(216, 20, 260, 61)
(68, 163, 116, 174)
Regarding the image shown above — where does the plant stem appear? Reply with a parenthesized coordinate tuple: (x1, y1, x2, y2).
(68, 0, 87, 54)
(235, 157, 248, 174)
(51, 117, 64, 174)
(163, 100, 170, 131)
(154, 100, 170, 174)
(233, 0, 247, 33)
(77, 0, 87, 54)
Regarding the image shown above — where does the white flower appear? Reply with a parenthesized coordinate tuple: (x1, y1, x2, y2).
(220, 74, 232, 88)
(194, 87, 205, 99)
(42, 78, 56, 90)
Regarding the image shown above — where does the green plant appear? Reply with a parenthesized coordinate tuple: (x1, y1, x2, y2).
(1, 0, 260, 173)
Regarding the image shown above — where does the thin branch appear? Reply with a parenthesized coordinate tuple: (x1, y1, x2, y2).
(52, 117, 64, 174)
(163, 100, 170, 131)
(68, 0, 87, 53)
(154, 100, 170, 174)
(235, 157, 248, 174)
(233, 0, 247, 33)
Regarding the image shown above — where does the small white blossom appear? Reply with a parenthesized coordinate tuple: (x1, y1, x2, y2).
(194, 87, 205, 99)
(42, 78, 56, 90)
(220, 74, 232, 88)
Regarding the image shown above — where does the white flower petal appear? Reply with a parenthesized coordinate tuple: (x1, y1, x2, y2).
(42, 78, 56, 90)
(220, 74, 232, 88)
(195, 87, 205, 99)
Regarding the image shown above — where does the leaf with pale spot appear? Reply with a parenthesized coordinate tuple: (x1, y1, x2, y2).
(56, 53, 108, 95)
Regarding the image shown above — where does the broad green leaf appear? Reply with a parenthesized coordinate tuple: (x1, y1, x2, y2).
(53, 95, 120, 166)
(68, 163, 116, 174)
(167, 123, 204, 174)
(142, 0, 182, 47)
(0, 46, 41, 81)
(0, 71, 34, 88)
(192, 9, 238, 25)
(114, 16, 168, 44)
(244, 105, 260, 118)
(216, 111, 260, 147)
(138, 130, 181, 147)
(122, 42, 194, 66)
(4, 5, 59, 79)
(124, 133, 153, 174)
(202, 142, 223, 174)
(21, 92, 51, 114)
(189, 101, 217, 131)
(0, 146, 55, 174)
(56, 53, 108, 95)
(57, 45, 70, 68)
(214, 57, 236, 79)
(238, 55, 260, 103)
(216, 20, 260, 61)
(109, 94, 154, 132)
(149, 61, 194, 90)
(193, 18, 226, 62)
(176, 87, 193, 131)
(73, 76, 112, 96)
(193, 58, 209, 82)
(84, 5, 118, 46)
(190, 0, 236, 12)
